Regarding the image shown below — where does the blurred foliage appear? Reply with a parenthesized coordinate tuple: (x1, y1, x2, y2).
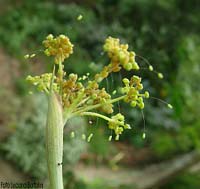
(151, 35, 200, 159)
(0, 88, 20, 129)
(87, 178, 136, 189)
(63, 171, 87, 189)
(162, 173, 200, 189)
(88, 128, 112, 158)
(87, 125, 117, 164)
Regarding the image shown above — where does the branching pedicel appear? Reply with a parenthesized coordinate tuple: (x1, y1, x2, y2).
(26, 34, 172, 189)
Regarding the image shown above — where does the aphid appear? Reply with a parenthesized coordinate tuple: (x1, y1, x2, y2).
(57, 162, 63, 166)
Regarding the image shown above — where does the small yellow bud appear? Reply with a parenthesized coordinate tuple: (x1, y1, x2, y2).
(77, 14, 83, 21)
(24, 54, 30, 59)
(44, 49, 50, 56)
(131, 101, 137, 107)
(144, 91, 149, 98)
(139, 102, 145, 109)
(115, 135, 119, 141)
(132, 62, 140, 70)
(92, 94, 97, 99)
(30, 54, 36, 58)
(138, 97, 143, 102)
(167, 104, 173, 109)
(124, 63, 132, 71)
(142, 133, 146, 139)
(46, 34, 54, 40)
(112, 90, 117, 95)
(149, 65, 153, 71)
(138, 83, 143, 90)
(108, 135, 112, 141)
(122, 78, 129, 85)
(97, 77, 103, 83)
(69, 73, 76, 79)
(87, 133, 93, 142)
(124, 124, 131, 129)
(158, 73, 164, 79)
(82, 75, 87, 80)
(130, 51, 135, 57)
(119, 51, 126, 62)
(82, 134, 86, 140)
(70, 131, 75, 138)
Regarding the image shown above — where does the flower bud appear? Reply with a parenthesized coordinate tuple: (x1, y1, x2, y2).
(82, 134, 86, 140)
(70, 131, 75, 138)
(149, 65, 153, 71)
(122, 78, 129, 85)
(139, 102, 144, 109)
(158, 73, 164, 79)
(131, 101, 137, 107)
(124, 63, 132, 71)
(167, 104, 173, 109)
(77, 14, 83, 21)
(24, 54, 30, 59)
(115, 135, 119, 141)
(144, 91, 149, 98)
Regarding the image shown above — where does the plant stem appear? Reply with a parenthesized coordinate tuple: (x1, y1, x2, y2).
(46, 92, 64, 189)
(81, 112, 113, 122)
(80, 111, 125, 126)
(73, 95, 126, 115)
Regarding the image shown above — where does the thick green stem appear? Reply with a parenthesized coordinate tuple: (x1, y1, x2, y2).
(46, 92, 64, 189)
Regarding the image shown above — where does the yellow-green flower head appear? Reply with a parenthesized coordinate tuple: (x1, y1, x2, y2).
(121, 76, 149, 109)
(108, 113, 131, 137)
(26, 73, 58, 93)
(103, 36, 139, 72)
(43, 34, 74, 64)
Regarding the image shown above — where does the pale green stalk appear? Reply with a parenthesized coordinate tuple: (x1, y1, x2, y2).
(81, 112, 125, 127)
(46, 65, 64, 189)
(46, 92, 64, 189)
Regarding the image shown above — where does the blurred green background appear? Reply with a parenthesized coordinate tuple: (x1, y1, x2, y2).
(0, 0, 200, 189)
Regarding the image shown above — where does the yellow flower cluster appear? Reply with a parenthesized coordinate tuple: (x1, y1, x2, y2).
(62, 73, 84, 108)
(26, 73, 58, 93)
(61, 75, 113, 114)
(43, 34, 73, 64)
(26, 34, 168, 141)
(121, 76, 149, 109)
(95, 37, 139, 83)
(108, 113, 131, 140)
(85, 81, 113, 114)
(104, 37, 139, 71)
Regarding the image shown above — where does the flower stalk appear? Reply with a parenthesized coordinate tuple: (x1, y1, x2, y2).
(46, 92, 64, 189)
